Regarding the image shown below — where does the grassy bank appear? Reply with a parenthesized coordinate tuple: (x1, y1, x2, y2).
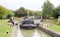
(0, 19, 12, 37)
(49, 25, 60, 32)
(43, 19, 57, 24)
(43, 19, 60, 32)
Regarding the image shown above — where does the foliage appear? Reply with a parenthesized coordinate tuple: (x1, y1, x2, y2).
(15, 7, 37, 17)
(26, 10, 35, 16)
(0, 6, 8, 19)
(7, 10, 14, 19)
(42, 0, 54, 18)
(0, 5, 14, 19)
(36, 11, 42, 16)
(56, 18, 60, 25)
(15, 7, 27, 17)
(53, 5, 60, 18)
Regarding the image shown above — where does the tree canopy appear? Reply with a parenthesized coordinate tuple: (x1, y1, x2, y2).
(42, 0, 54, 18)
(53, 5, 60, 18)
(15, 7, 37, 17)
(0, 5, 14, 19)
(0, 6, 8, 17)
(15, 7, 27, 17)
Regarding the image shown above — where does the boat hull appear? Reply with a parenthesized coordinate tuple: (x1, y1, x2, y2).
(20, 25, 36, 30)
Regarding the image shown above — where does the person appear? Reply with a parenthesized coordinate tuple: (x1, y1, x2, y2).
(30, 18, 34, 24)
(40, 16, 43, 22)
(9, 17, 14, 26)
(24, 16, 28, 21)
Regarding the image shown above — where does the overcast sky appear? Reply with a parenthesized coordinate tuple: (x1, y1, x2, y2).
(0, 0, 60, 11)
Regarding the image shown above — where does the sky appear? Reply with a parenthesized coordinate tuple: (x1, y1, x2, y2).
(0, 0, 60, 11)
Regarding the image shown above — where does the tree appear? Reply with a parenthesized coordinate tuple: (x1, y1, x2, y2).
(0, 5, 15, 19)
(7, 10, 14, 18)
(26, 10, 34, 16)
(56, 18, 60, 25)
(56, 5, 60, 16)
(42, 0, 54, 18)
(36, 11, 42, 16)
(53, 5, 60, 18)
(0, 6, 8, 19)
(15, 7, 27, 17)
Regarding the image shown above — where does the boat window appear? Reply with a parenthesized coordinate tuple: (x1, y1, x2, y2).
(23, 20, 34, 24)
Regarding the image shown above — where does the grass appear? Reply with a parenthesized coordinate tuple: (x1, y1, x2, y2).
(49, 25, 60, 32)
(0, 19, 12, 37)
(43, 19, 57, 24)
(43, 19, 60, 32)
(14, 17, 22, 22)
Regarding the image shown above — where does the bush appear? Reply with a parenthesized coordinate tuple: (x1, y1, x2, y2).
(56, 18, 60, 25)
(7, 11, 15, 19)
(7, 14, 12, 19)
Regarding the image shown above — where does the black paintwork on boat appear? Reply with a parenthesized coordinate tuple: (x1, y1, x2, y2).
(20, 25, 37, 30)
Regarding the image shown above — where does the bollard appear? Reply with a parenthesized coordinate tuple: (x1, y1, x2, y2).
(6, 30, 8, 34)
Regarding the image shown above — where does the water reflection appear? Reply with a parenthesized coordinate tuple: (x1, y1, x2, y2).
(17, 24, 23, 37)
(32, 30, 41, 37)
(21, 29, 35, 37)
(36, 29, 52, 37)
(20, 29, 52, 37)
(17, 29, 23, 37)
(17, 23, 52, 37)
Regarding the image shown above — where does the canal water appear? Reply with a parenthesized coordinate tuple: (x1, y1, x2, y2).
(17, 24, 52, 37)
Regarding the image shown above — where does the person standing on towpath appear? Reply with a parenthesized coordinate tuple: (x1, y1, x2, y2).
(9, 17, 15, 26)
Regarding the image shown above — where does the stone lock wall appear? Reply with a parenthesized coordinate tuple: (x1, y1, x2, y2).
(38, 26, 60, 37)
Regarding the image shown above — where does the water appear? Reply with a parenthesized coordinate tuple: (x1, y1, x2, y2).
(17, 24, 52, 37)
(16, 19, 53, 37)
